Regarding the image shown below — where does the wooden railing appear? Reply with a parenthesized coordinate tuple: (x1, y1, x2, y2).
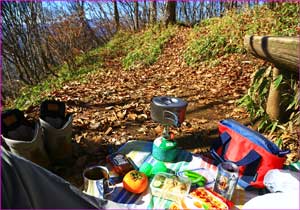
(244, 35, 299, 122)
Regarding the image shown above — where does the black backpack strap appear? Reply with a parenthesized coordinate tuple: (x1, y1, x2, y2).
(210, 132, 231, 164)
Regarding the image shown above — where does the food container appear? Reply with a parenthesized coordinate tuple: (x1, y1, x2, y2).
(178, 195, 206, 210)
(150, 172, 191, 202)
(177, 168, 216, 188)
(189, 188, 229, 209)
(150, 96, 188, 127)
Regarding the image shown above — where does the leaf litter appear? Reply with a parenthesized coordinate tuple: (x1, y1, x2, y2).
(24, 27, 298, 187)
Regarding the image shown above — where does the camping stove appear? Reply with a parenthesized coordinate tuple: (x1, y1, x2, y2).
(150, 96, 188, 162)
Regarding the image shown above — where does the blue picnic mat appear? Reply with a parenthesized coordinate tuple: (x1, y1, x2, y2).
(106, 140, 218, 209)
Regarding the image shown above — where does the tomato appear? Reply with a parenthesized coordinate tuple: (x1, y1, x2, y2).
(169, 203, 180, 210)
(123, 170, 148, 194)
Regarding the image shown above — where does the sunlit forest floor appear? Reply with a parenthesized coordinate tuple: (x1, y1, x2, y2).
(23, 26, 276, 188)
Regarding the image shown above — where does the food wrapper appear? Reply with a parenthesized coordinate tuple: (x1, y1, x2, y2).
(170, 188, 234, 210)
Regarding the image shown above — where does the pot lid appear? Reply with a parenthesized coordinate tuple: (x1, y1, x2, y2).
(151, 96, 187, 108)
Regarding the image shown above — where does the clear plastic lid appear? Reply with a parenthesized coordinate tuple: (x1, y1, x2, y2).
(150, 172, 191, 202)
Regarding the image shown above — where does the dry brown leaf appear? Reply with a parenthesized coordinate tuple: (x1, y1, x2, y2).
(127, 113, 137, 121)
(90, 122, 100, 130)
(105, 127, 113, 135)
(117, 110, 127, 119)
(198, 119, 209, 124)
(105, 106, 114, 110)
(137, 114, 148, 120)
(109, 116, 118, 122)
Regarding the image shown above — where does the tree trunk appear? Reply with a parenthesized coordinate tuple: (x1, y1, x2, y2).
(77, 1, 100, 46)
(210, 0, 214, 17)
(199, 1, 204, 21)
(31, 4, 57, 77)
(268, 2, 277, 10)
(225, 0, 233, 11)
(220, 1, 224, 17)
(134, 1, 139, 31)
(165, 1, 177, 26)
(182, 2, 189, 25)
(114, 0, 120, 31)
(234, 1, 238, 9)
(190, 2, 197, 24)
(2, 62, 17, 98)
(150, 1, 157, 24)
(206, 1, 211, 18)
(142, 0, 147, 25)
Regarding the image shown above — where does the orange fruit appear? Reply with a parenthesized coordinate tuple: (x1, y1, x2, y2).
(123, 170, 148, 194)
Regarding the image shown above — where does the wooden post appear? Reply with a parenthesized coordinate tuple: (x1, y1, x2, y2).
(266, 67, 282, 120)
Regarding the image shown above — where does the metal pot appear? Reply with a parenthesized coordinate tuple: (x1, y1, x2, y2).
(150, 96, 188, 127)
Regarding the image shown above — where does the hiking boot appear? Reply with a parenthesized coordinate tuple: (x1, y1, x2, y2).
(39, 100, 73, 164)
(1, 109, 50, 168)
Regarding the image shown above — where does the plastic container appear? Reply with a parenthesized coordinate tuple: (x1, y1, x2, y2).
(179, 195, 206, 210)
(177, 168, 216, 188)
(189, 188, 229, 209)
(150, 172, 191, 202)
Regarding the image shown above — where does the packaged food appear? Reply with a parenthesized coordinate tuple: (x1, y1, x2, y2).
(189, 188, 229, 210)
(179, 195, 206, 210)
(169, 194, 212, 210)
(106, 153, 134, 176)
(169, 202, 181, 210)
(150, 172, 191, 202)
(177, 168, 215, 188)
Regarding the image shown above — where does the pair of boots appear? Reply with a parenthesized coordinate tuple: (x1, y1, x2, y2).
(1, 100, 73, 168)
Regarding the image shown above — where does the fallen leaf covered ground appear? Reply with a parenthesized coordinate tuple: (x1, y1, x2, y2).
(24, 27, 291, 188)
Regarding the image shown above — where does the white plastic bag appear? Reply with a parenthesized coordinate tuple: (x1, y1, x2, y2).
(243, 192, 299, 209)
(263, 169, 299, 193)
(243, 169, 300, 209)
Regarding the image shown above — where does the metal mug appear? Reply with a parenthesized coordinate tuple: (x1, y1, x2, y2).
(213, 161, 239, 200)
(83, 165, 115, 200)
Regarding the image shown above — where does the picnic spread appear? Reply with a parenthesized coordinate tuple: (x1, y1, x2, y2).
(104, 140, 254, 209)
(80, 96, 299, 209)
(83, 139, 299, 209)
(2, 97, 299, 209)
